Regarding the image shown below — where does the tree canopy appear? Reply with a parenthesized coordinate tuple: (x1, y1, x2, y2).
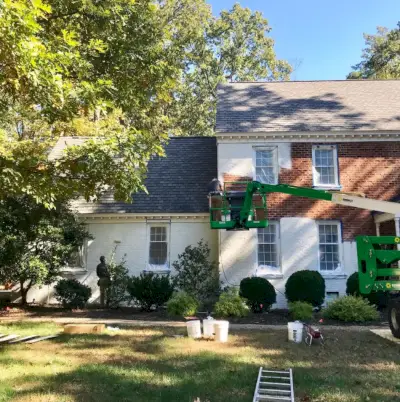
(0, 196, 91, 304)
(172, 3, 292, 136)
(348, 23, 400, 79)
(0, 0, 290, 207)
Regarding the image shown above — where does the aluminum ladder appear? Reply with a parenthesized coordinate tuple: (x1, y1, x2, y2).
(253, 368, 294, 402)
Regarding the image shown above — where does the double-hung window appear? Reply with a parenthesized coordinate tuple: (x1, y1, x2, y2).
(312, 145, 340, 188)
(318, 222, 341, 272)
(254, 148, 278, 184)
(148, 226, 169, 270)
(257, 222, 280, 273)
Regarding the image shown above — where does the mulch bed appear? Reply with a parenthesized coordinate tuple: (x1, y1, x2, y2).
(0, 304, 389, 327)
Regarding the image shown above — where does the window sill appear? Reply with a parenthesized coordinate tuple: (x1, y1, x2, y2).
(313, 185, 342, 191)
(321, 273, 347, 279)
(263, 274, 284, 279)
(60, 267, 88, 275)
(143, 269, 170, 275)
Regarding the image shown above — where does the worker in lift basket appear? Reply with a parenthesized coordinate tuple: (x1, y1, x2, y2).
(208, 178, 223, 222)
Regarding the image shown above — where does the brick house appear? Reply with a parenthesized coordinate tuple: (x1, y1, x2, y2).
(216, 80, 400, 307)
(25, 80, 400, 308)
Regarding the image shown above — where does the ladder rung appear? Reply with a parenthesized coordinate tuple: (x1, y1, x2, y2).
(261, 376, 290, 380)
(260, 382, 290, 387)
(257, 396, 291, 401)
(259, 389, 291, 394)
(262, 370, 290, 374)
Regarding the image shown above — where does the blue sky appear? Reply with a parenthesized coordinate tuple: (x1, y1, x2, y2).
(209, 0, 400, 80)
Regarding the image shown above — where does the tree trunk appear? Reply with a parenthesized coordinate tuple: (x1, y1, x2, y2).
(20, 280, 31, 305)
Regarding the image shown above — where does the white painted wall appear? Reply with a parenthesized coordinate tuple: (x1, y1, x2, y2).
(219, 217, 356, 308)
(27, 219, 217, 304)
(218, 141, 292, 182)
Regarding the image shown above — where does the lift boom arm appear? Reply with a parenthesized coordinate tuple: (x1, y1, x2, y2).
(242, 181, 400, 217)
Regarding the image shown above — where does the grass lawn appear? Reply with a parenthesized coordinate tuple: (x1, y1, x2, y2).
(0, 322, 399, 402)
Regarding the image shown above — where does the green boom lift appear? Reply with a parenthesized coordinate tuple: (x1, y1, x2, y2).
(209, 181, 400, 338)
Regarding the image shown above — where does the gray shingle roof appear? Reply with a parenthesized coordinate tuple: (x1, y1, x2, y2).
(216, 80, 400, 133)
(63, 137, 217, 214)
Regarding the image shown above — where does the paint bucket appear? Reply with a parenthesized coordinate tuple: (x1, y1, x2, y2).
(203, 318, 215, 338)
(288, 321, 303, 343)
(214, 320, 229, 342)
(186, 320, 201, 339)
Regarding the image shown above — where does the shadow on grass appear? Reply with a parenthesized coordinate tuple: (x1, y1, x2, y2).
(5, 328, 400, 402)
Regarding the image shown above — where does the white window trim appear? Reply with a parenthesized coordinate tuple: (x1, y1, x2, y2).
(255, 221, 282, 277)
(252, 146, 279, 184)
(146, 223, 170, 272)
(312, 145, 341, 190)
(317, 220, 343, 275)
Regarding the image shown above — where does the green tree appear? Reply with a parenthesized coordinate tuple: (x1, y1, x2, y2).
(172, 3, 292, 136)
(0, 196, 91, 304)
(348, 23, 400, 79)
(0, 0, 209, 206)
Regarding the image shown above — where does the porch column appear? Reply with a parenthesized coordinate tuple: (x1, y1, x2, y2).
(375, 222, 381, 236)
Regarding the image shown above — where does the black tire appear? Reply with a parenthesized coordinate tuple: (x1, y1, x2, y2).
(388, 298, 400, 339)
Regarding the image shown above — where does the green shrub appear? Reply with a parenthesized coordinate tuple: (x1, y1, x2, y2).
(289, 301, 313, 321)
(346, 272, 389, 309)
(172, 240, 220, 304)
(285, 270, 325, 307)
(214, 288, 249, 317)
(55, 279, 92, 309)
(239, 277, 276, 313)
(324, 295, 379, 322)
(166, 292, 199, 317)
(106, 259, 130, 308)
(127, 272, 174, 311)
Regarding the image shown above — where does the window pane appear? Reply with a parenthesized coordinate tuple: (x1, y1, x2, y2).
(257, 225, 279, 268)
(149, 227, 168, 265)
(149, 242, 167, 265)
(318, 223, 340, 271)
(313, 148, 337, 186)
(255, 150, 276, 184)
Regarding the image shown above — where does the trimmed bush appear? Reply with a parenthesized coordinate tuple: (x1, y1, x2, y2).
(214, 288, 249, 317)
(127, 272, 174, 311)
(167, 292, 199, 317)
(172, 240, 220, 304)
(55, 279, 92, 309)
(324, 295, 379, 322)
(285, 270, 325, 307)
(239, 277, 276, 313)
(346, 272, 389, 309)
(289, 301, 313, 321)
(106, 260, 130, 308)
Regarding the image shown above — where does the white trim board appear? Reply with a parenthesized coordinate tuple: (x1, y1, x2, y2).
(217, 131, 400, 143)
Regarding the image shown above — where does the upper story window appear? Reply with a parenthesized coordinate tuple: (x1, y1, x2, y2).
(318, 221, 342, 272)
(148, 225, 169, 270)
(312, 145, 340, 189)
(254, 148, 278, 184)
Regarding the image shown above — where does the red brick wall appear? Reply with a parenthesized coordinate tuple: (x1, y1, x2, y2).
(223, 142, 400, 240)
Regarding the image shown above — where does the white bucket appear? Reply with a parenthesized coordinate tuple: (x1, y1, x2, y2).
(203, 318, 215, 338)
(214, 320, 229, 343)
(186, 320, 201, 339)
(288, 321, 303, 343)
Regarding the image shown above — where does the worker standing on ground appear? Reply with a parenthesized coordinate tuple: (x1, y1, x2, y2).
(96, 256, 110, 308)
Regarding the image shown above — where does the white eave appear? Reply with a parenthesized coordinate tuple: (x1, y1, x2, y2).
(216, 130, 400, 143)
(79, 212, 209, 223)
